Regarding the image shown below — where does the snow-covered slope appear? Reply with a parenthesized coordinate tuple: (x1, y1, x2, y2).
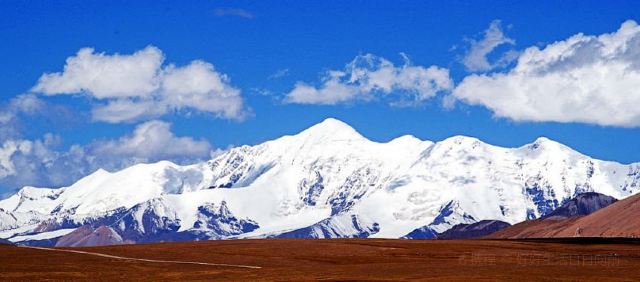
(0, 118, 638, 245)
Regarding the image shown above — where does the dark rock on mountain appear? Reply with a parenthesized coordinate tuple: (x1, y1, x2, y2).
(192, 201, 259, 237)
(275, 214, 379, 239)
(430, 201, 476, 229)
(402, 200, 476, 239)
(402, 226, 437, 239)
(524, 178, 560, 219)
(109, 198, 182, 243)
(542, 192, 617, 219)
(437, 220, 511, 239)
(53, 199, 260, 247)
(18, 237, 61, 247)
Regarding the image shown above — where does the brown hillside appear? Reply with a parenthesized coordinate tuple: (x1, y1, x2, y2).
(490, 192, 640, 239)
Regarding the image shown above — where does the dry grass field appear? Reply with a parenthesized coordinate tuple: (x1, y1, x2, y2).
(2, 238, 640, 281)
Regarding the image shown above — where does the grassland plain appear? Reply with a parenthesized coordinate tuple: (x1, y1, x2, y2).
(2, 238, 640, 281)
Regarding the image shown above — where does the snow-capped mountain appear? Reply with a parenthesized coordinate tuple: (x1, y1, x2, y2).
(0, 118, 639, 245)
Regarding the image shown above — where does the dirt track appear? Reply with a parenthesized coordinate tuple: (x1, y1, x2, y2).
(2, 239, 640, 281)
(19, 245, 262, 269)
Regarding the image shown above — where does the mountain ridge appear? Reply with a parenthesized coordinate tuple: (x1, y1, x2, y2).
(0, 118, 638, 246)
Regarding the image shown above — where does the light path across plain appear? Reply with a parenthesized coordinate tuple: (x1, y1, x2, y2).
(20, 245, 262, 269)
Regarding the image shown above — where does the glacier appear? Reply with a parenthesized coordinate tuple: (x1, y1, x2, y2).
(0, 118, 638, 245)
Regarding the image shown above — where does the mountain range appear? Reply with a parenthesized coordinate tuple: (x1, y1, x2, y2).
(0, 118, 639, 246)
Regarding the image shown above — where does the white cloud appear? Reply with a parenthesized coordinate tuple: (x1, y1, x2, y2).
(0, 136, 71, 187)
(286, 71, 357, 105)
(0, 120, 213, 190)
(0, 94, 74, 141)
(161, 61, 245, 119)
(268, 68, 289, 79)
(462, 20, 516, 72)
(285, 54, 453, 106)
(0, 94, 45, 125)
(33, 47, 163, 98)
(0, 141, 20, 178)
(213, 8, 254, 19)
(452, 20, 640, 127)
(91, 99, 167, 124)
(32, 46, 247, 123)
(90, 120, 211, 162)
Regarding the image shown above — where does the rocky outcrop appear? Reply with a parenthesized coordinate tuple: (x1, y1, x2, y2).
(542, 192, 617, 219)
(275, 214, 379, 239)
(56, 225, 126, 247)
(437, 220, 511, 239)
(402, 226, 437, 239)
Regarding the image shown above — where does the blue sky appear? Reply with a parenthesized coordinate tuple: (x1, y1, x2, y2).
(1, 1, 640, 194)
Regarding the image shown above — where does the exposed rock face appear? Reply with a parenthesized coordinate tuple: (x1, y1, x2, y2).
(275, 214, 379, 239)
(52, 200, 260, 246)
(191, 201, 259, 238)
(402, 226, 437, 239)
(402, 200, 476, 239)
(0, 209, 17, 230)
(110, 198, 182, 243)
(437, 220, 511, 239)
(56, 225, 126, 247)
(542, 192, 617, 219)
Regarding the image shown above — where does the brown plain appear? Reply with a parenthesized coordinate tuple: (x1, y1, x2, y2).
(2, 238, 640, 281)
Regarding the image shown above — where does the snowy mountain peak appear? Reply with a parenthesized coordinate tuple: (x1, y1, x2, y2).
(388, 135, 428, 146)
(527, 136, 566, 149)
(518, 136, 579, 158)
(440, 135, 484, 146)
(534, 136, 552, 143)
(93, 168, 110, 175)
(297, 118, 365, 142)
(1, 118, 639, 245)
(431, 135, 489, 155)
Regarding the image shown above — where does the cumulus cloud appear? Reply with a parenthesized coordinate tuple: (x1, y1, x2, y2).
(0, 120, 213, 190)
(90, 120, 211, 163)
(0, 141, 21, 178)
(0, 94, 46, 125)
(462, 20, 516, 72)
(452, 20, 640, 127)
(160, 61, 245, 118)
(32, 46, 247, 123)
(285, 54, 453, 106)
(0, 94, 77, 141)
(0, 135, 77, 187)
(33, 47, 163, 98)
(0, 95, 44, 139)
